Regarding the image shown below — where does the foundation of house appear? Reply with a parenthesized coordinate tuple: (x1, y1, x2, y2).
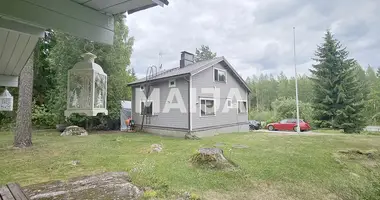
(139, 123, 249, 138)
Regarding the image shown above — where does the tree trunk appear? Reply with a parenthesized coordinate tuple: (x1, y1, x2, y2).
(14, 55, 34, 148)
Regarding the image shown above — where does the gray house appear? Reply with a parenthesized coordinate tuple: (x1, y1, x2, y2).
(128, 51, 251, 137)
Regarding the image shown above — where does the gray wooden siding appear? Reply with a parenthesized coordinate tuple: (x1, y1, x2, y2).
(132, 76, 189, 129)
(191, 63, 249, 129)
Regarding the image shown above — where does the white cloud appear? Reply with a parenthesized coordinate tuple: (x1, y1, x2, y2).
(127, 0, 380, 79)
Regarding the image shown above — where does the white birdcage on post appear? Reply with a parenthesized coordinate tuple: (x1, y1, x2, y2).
(64, 52, 108, 117)
(0, 88, 13, 111)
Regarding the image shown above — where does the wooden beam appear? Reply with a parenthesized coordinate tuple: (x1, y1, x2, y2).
(0, 0, 114, 44)
(7, 183, 30, 200)
(0, 18, 44, 37)
(0, 185, 15, 200)
(0, 75, 18, 87)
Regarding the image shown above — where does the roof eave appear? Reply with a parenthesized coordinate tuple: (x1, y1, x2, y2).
(128, 0, 169, 14)
(220, 57, 252, 93)
(127, 73, 190, 86)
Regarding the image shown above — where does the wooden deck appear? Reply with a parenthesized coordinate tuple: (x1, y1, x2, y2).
(0, 183, 29, 200)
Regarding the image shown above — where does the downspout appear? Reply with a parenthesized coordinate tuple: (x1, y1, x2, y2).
(189, 75, 192, 133)
(184, 75, 192, 133)
(247, 89, 249, 131)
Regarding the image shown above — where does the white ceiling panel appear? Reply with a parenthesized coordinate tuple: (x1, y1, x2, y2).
(0, 30, 9, 64)
(0, 29, 39, 77)
(12, 36, 38, 76)
(4, 34, 30, 75)
(0, 32, 20, 74)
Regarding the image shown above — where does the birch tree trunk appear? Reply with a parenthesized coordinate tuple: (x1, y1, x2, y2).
(14, 54, 34, 148)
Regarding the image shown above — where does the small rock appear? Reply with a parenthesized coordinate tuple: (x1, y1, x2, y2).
(185, 133, 200, 140)
(71, 160, 80, 166)
(150, 144, 162, 153)
(178, 192, 190, 200)
(61, 126, 88, 136)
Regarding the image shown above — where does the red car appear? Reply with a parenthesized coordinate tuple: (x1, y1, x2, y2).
(266, 119, 311, 132)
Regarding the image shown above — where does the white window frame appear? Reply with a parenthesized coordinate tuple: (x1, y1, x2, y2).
(237, 100, 247, 114)
(226, 98, 232, 108)
(168, 79, 176, 88)
(199, 98, 216, 117)
(140, 100, 154, 115)
(213, 68, 227, 83)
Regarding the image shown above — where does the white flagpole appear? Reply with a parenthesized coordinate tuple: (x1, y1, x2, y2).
(293, 27, 300, 133)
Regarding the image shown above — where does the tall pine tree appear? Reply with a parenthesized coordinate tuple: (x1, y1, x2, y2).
(310, 30, 366, 133)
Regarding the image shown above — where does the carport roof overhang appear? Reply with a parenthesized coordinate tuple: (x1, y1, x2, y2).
(0, 0, 168, 87)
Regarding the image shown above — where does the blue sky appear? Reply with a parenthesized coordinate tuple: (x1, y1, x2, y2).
(126, 0, 380, 79)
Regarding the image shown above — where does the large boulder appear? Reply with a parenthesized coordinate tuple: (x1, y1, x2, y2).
(61, 126, 88, 136)
(24, 172, 143, 200)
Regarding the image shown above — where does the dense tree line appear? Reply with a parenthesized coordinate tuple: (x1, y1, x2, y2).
(247, 65, 380, 129)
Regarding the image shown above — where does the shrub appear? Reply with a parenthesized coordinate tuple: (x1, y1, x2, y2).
(249, 110, 274, 122)
(32, 102, 57, 128)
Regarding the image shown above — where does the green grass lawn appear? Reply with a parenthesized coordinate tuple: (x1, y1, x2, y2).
(1, 131, 380, 200)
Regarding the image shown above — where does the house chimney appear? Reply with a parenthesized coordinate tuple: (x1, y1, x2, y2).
(180, 51, 195, 68)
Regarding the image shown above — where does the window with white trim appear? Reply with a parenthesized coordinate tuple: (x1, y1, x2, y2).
(200, 99, 215, 116)
(214, 68, 227, 82)
(237, 101, 247, 113)
(141, 101, 153, 115)
(169, 79, 176, 88)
